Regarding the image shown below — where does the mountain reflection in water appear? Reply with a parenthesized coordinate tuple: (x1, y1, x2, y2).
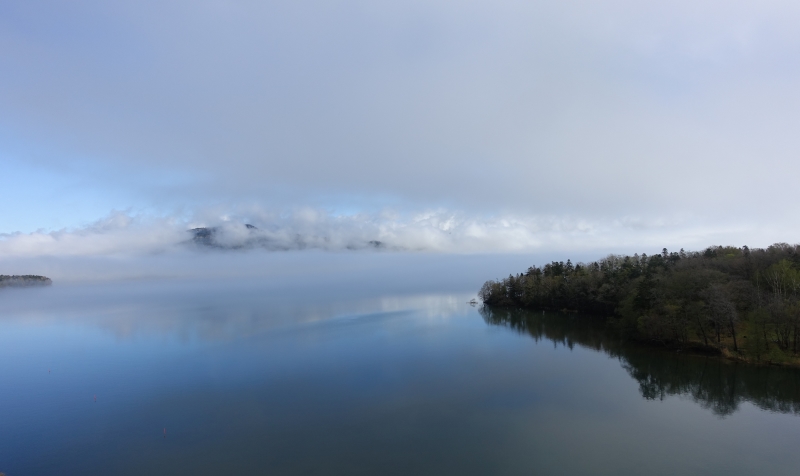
(480, 306, 800, 417)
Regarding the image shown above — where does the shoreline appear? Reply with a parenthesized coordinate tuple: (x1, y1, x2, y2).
(0, 275, 52, 288)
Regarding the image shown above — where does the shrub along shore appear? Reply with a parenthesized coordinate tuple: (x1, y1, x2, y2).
(479, 243, 800, 366)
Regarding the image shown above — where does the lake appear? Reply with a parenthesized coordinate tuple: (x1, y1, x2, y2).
(2, 276, 800, 475)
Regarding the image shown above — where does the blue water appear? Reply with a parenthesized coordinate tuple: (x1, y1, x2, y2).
(2, 278, 800, 475)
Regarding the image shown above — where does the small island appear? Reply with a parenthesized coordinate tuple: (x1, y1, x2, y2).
(0, 275, 52, 288)
(480, 243, 800, 365)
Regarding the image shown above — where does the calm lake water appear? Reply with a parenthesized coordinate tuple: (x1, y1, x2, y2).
(2, 278, 800, 475)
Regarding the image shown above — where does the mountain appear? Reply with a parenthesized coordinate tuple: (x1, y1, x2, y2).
(188, 224, 260, 249)
(187, 224, 385, 251)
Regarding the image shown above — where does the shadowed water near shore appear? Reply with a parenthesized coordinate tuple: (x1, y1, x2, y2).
(480, 306, 800, 416)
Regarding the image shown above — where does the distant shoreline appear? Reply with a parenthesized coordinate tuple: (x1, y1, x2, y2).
(0, 275, 52, 288)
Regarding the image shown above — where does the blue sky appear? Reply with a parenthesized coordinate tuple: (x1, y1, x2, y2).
(1, 153, 139, 232)
(2, 0, 800, 260)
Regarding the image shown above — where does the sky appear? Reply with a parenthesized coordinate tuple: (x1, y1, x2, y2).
(2, 0, 800, 269)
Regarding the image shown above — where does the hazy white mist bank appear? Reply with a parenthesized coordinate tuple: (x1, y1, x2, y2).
(0, 251, 554, 289)
(0, 208, 791, 286)
(0, 275, 477, 342)
(0, 208, 779, 261)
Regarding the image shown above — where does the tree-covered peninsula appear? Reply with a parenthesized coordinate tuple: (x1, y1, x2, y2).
(0, 275, 52, 287)
(479, 243, 800, 364)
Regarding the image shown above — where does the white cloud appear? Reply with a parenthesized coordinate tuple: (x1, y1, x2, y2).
(0, 211, 184, 257)
(0, 207, 778, 260)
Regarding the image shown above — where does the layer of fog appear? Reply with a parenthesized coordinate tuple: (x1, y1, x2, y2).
(0, 207, 773, 260)
(0, 249, 517, 342)
(0, 277, 477, 342)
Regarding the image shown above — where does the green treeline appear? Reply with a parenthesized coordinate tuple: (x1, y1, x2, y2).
(479, 243, 800, 364)
(0, 275, 52, 287)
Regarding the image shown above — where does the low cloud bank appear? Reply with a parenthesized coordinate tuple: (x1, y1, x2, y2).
(1, 207, 793, 284)
(0, 212, 186, 257)
(0, 208, 757, 259)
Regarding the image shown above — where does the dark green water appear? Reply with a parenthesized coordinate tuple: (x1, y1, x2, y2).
(2, 280, 800, 475)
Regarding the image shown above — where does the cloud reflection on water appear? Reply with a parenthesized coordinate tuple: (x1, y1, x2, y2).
(0, 279, 474, 342)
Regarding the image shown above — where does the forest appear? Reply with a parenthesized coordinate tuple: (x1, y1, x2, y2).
(479, 243, 800, 364)
(0, 275, 52, 287)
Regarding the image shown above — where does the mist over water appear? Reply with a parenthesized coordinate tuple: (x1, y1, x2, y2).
(0, 250, 561, 287)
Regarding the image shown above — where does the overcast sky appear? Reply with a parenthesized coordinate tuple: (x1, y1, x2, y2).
(2, 0, 800, 259)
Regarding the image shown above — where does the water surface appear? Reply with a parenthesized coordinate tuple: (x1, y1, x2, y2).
(2, 279, 800, 475)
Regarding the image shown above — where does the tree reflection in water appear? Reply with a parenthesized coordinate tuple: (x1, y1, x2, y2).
(480, 306, 800, 417)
